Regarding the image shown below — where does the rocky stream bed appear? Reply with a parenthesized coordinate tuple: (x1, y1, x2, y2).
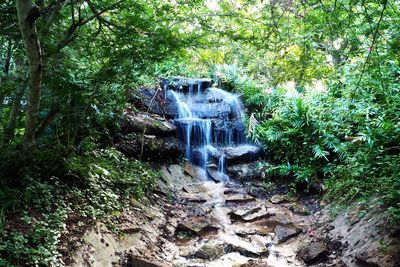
(70, 78, 399, 267)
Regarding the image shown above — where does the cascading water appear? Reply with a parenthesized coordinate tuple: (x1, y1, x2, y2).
(161, 78, 304, 267)
(166, 79, 248, 179)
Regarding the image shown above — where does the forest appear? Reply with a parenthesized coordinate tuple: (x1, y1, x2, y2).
(0, 0, 399, 266)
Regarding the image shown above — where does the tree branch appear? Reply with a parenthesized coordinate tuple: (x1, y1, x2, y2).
(354, 0, 388, 93)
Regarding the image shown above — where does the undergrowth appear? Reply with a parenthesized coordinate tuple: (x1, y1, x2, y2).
(0, 146, 158, 266)
(213, 64, 400, 222)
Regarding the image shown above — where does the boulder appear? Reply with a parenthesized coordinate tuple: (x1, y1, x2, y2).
(354, 252, 380, 267)
(162, 77, 213, 93)
(122, 111, 176, 136)
(225, 195, 256, 205)
(175, 219, 219, 239)
(240, 260, 271, 267)
(138, 88, 178, 117)
(269, 194, 290, 204)
(226, 162, 261, 181)
(194, 241, 224, 260)
(222, 145, 261, 164)
(207, 167, 224, 183)
(297, 242, 329, 264)
(274, 225, 301, 244)
(229, 211, 273, 223)
(128, 257, 171, 267)
(224, 243, 269, 258)
(114, 135, 184, 160)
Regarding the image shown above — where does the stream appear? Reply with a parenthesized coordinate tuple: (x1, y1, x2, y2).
(71, 78, 314, 267)
(69, 78, 398, 267)
(163, 79, 310, 266)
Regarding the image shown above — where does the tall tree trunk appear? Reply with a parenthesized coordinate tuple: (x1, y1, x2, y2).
(3, 83, 27, 143)
(0, 38, 13, 111)
(3, 38, 13, 76)
(16, 0, 43, 151)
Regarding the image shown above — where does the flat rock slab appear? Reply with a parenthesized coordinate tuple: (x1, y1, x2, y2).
(122, 111, 176, 136)
(224, 243, 269, 258)
(194, 241, 225, 260)
(270, 194, 290, 204)
(297, 242, 329, 264)
(229, 208, 274, 223)
(221, 145, 261, 164)
(226, 162, 261, 181)
(175, 220, 219, 239)
(225, 195, 256, 205)
(129, 257, 171, 267)
(240, 260, 271, 267)
(274, 224, 301, 244)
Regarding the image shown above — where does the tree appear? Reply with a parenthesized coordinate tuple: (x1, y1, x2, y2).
(15, 0, 42, 152)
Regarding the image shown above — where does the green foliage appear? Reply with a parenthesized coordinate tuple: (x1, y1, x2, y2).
(0, 147, 159, 266)
(66, 147, 158, 217)
(246, 64, 400, 220)
(0, 177, 67, 266)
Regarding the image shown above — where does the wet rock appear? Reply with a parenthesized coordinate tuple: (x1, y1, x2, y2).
(225, 195, 256, 204)
(226, 162, 261, 181)
(175, 220, 219, 239)
(224, 243, 269, 258)
(235, 226, 272, 237)
(274, 225, 301, 243)
(354, 252, 380, 267)
(194, 242, 224, 260)
(207, 165, 224, 183)
(138, 88, 177, 117)
(122, 111, 176, 136)
(222, 145, 261, 164)
(229, 208, 274, 223)
(348, 206, 366, 226)
(224, 189, 242, 195)
(162, 77, 213, 93)
(182, 195, 207, 203)
(289, 204, 310, 216)
(184, 162, 196, 177)
(297, 242, 329, 264)
(240, 259, 271, 267)
(128, 256, 171, 267)
(115, 135, 184, 160)
(270, 194, 290, 204)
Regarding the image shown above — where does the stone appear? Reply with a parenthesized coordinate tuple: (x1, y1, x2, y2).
(226, 162, 261, 181)
(138, 88, 178, 117)
(129, 256, 171, 267)
(175, 219, 219, 239)
(225, 195, 256, 204)
(274, 225, 301, 243)
(354, 252, 379, 267)
(184, 162, 196, 177)
(270, 194, 290, 204)
(207, 165, 224, 183)
(122, 111, 176, 136)
(297, 242, 329, 264)
(240, 260, 271, 267)
(194, 241, 225, 260)
(115, 135, 184, 160)
(222, 145, 261, 164)
(162, 77, 213, 93)
(224, 243, 269, 258)
(229, 208, 274, 223)
(289, 204, 309, 216)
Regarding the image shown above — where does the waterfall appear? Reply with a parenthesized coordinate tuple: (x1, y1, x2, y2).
(168, 91, 191, 118)
(166, 78, 248, 180)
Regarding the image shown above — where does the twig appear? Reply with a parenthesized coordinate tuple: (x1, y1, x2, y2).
(354, 0, 388, 93)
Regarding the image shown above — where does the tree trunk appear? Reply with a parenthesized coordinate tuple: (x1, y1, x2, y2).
(16, 0, 43, 151)
(3, 38, 13, 76)
(3, 83, 27, 143)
